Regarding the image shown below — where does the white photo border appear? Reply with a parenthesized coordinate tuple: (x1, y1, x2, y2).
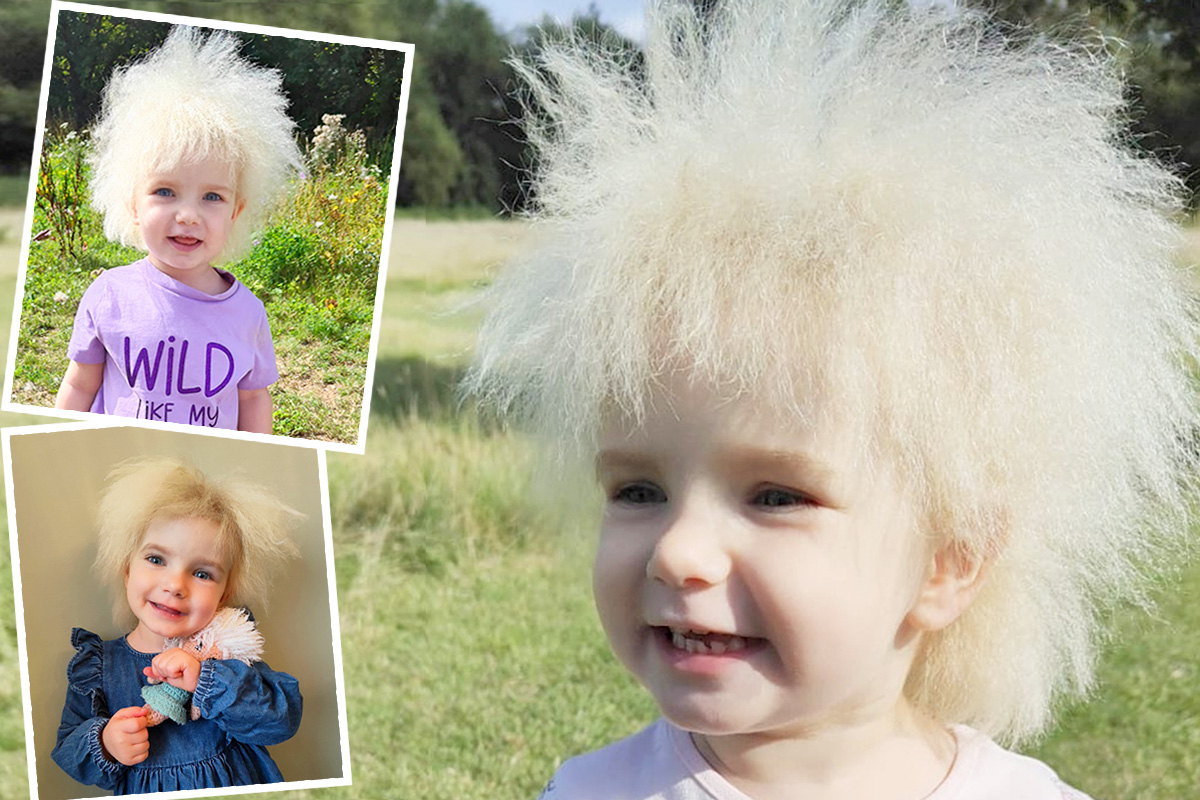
(1, 1, 416, 455)
(2, 420, 351, 800)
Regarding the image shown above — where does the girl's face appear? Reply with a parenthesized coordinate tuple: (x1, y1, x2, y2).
(130, 155, 243, 289)
(593, 374, 937, 751)
(124, 516, 230, 653)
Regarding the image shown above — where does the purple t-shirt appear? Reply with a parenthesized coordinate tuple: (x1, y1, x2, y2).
(67, 259, 278, 429)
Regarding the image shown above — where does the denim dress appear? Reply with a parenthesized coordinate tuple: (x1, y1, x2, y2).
(51, 628, 303, 794)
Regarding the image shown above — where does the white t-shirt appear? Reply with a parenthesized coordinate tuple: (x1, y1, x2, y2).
(539, 719, 1093, 800)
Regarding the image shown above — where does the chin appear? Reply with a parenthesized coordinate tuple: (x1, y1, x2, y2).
(652, 691, 760, 736)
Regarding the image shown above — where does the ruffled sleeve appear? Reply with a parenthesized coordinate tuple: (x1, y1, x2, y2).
(50, 629, 126, 790)
(191, 658, 302, 746)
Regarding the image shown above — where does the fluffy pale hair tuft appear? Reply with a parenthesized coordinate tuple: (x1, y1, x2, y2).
(467, 0, 1200, 743)
(95, 457, 300, 629)
(88, 26, 301, 260)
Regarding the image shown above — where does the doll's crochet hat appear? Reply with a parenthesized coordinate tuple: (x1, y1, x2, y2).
(141, 682, 190, 725)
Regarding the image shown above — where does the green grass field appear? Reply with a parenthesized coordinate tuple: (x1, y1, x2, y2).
(1, 212, 1199, 799)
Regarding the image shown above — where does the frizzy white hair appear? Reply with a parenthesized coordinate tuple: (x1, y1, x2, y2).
(88, 25, 301, 260)
(95, 457, 300, 629)
(466, 0, 1200, 743)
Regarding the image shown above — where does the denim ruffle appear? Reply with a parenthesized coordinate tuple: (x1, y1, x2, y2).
(52, 626, 299, 794)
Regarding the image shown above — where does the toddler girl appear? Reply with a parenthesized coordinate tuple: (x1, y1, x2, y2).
(51, 458, 303, 794)
(467, 1, 1200, 798)
(54, 26, 301, 433)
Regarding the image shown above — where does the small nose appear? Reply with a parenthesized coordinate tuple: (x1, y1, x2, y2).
(161, 570, 186, 596)
(175, 201, 199, 224)
(647, 494, 733, 589)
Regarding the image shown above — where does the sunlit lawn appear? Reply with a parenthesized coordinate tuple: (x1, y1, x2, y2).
(0, 212, 1198, 799)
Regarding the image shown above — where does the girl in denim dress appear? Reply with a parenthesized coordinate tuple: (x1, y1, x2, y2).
(52, 458, 302, 794)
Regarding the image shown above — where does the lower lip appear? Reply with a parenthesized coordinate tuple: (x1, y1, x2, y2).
(652, 628, 766, 676)
(150, 602, 184, 618)
(170, 237, 201, 251)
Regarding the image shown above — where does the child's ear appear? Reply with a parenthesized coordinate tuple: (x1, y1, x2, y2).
(906, 540, 990, 633)
(231, 199, 246, 222)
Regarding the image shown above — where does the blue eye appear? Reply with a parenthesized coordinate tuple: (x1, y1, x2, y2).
(203, 192, 223, 202)
(194, 569, 213, 581)
(153, 187, 173, 197)
(612, 483, 667, 505)
(146, 554, 164, 565)
(753, 487, 811, 508)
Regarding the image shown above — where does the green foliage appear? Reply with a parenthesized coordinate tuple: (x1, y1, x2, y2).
(40, 7, 408, 177)
(4, 0, 668, 215)
(235, 117, 387, 302)
(13, 123, 382, 442)
(48, 11, 170, 129)
(419, 0, 519, 208)
(395, 85, 466, 208)
(330, 415, 548, 574)
(7, 1, 1200, 213)
(0, 0, 51, 174)
(274, 293, 373, 348)
(236, 227, 319, 294)
(990, 0, 1200, 205)
(35, 125, 91, 262)
(1026, 558, 1200, 798)
(236, 36, 408, 176)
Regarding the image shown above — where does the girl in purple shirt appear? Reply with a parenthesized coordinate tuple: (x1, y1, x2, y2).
(55, 26, 300, 433)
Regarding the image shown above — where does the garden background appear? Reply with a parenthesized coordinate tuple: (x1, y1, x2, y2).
(9, 10, 406, 443)
(2, 1, 1200, 799)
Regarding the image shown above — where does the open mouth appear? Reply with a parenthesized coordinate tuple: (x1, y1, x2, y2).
(169, 236, 201, 249)
(662, 627, 763, 655)
(150, 601, 184, 618)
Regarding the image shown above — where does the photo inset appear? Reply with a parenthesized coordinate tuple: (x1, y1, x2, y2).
(4, 423, 348, 800)
(4, 2, 413, 452)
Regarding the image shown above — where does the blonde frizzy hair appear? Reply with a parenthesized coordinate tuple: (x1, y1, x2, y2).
(95, 457, 300, 630)
(466, 0, 1200, 744)
(88, 25, 301, 261)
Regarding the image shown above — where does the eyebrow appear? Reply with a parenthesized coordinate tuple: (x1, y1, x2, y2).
(144, 177, 234, 192)
(596, 448, 652, 468)
(731, 447, 838, 482)
(595, 446, 839, 483)
(594, 448, 660, 480)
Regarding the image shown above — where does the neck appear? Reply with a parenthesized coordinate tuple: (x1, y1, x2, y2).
(693, 700, 956, 800)
(147, 257, 229, 295)
(126, 623, 167, 654)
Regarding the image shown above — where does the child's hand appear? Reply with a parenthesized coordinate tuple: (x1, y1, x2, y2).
(144, 648, 202, 694)
(101, 706, 149, 766)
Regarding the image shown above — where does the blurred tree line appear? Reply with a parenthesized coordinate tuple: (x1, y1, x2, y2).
(45, 12, 407, 174)
(991, 0, 1200, 207)
(1, 0, 1197, 213)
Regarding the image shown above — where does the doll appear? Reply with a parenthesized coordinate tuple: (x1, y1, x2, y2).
(141, 607, 264, 725)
